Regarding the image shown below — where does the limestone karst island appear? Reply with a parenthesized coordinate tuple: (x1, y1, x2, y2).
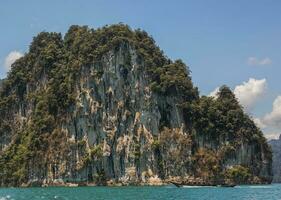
(0, 24, 273, 187)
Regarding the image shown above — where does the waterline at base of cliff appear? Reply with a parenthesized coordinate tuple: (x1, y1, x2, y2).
(0, 184, 281, 200)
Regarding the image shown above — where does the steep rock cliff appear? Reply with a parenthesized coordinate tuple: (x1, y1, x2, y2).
(0, 24, 272, 186)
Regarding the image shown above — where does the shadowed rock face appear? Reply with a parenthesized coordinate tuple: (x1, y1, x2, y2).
(0, 24, 272, 186)
(269, 135, 281, 182)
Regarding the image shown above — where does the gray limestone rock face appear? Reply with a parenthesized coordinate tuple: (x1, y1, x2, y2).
(39, 44, 188, 184)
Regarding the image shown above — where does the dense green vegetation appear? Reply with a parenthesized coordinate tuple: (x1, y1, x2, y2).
(188, 86, 268, 145)
(224, 165, 251, 184)
(186, 86, 272, 183)
(0, 24, 272, 186)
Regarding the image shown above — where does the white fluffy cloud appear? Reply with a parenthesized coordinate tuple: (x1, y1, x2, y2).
(234, 78, 267, 111)
(247, 57, 272, 66)
(4, 51, 23, 71)
(263, 96, 281, 129)
(263, 132, 280, 140)
(253, 118, 266, 129)
(253, 96, 281, 140)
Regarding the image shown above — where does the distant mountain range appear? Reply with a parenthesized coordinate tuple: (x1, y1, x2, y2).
(269, 135, 281, 182)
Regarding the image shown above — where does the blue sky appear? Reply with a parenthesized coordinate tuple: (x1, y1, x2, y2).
(0, 0, 280, 139)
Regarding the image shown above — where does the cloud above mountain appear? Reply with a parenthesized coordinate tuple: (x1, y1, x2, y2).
(233, 78, 267, 112)
(261, 96, 281, 129)
(252, 96, 281, 140)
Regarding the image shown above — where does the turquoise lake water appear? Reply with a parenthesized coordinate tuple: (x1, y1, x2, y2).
(0, 184, 280, 200)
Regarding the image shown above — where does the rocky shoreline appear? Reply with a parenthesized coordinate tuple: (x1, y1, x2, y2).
(19, 175, 271, 188)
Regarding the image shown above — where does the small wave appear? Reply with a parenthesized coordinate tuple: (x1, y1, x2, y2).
(53, 195, 65, 200)
(236, 185, 272, 189)
(249, 186, 272, 189)
(182, 186, 214, 188)
(0, 195, 12, 200)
